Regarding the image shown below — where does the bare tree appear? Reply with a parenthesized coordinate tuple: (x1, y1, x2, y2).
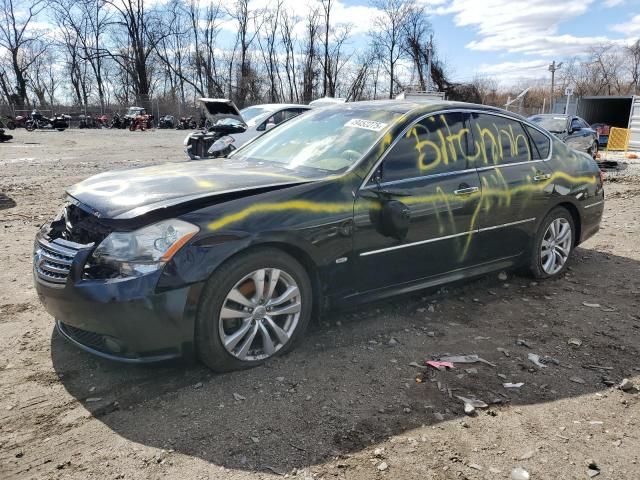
(0, 0, 48, 108)
(625, 40, 640, 94)
(280, 9, 299, 103)
(256, 1, 282, 103)
(401, 5, 432, 91)
(301, 8, 320, 104)
(370, 0, 411, 98)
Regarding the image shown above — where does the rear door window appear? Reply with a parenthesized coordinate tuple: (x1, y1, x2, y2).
(468, 113, 533, 165)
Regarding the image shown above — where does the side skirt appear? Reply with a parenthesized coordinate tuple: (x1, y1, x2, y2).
(330, 255, 523, 308)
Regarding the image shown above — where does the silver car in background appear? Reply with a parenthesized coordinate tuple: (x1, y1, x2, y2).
(184, 99, 311, 160)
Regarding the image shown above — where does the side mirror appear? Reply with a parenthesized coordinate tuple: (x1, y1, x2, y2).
(379, 199, 411, 240)
(265, 122, 276, 131)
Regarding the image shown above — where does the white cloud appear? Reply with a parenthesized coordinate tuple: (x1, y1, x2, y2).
(432, 0, 628, 57)
(610, 13, 640, 36)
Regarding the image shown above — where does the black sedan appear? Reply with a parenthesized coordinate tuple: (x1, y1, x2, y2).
(528, 114, 599, 159)
(34, 101, 604, 371)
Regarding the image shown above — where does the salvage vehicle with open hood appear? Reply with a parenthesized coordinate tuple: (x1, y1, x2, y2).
(34, 100, 604, 371)
(184, 98, 310, 159)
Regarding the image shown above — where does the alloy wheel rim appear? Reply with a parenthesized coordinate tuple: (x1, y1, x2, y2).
(540, 218, 572, 275)
(218, 268, 301, 361)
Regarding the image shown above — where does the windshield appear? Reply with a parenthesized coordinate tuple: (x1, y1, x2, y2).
(232, 107, 402, 173)
(529, 115, 567, 133)
(240, 106, 275, 124)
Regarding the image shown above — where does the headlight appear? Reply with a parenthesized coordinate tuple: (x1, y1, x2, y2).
(92, 219, 199, 277)
(207, 135, 235, 155)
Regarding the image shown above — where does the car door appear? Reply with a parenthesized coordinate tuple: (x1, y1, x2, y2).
(352, 111, 483, 293)
(468, 112, 554, 262)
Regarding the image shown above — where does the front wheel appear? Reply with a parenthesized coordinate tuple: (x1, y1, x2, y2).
(529, 207, 575, 279)
(196, 248, 313, 372)
(25, 121, 35, 132)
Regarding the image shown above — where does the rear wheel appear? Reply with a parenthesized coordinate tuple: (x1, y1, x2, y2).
(529, 207, 575, 279)
(195, 248, 313, 372)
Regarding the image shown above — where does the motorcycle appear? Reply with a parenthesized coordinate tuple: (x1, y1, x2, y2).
(158, 115, 174, 129)
(96, 114, 109, 128)
(176, 116, 197, 130)
(110, 113, 124, 129)
(25, 111, 69, 131)
(129, 114, 152, 131)
(0, 115, 16, 130)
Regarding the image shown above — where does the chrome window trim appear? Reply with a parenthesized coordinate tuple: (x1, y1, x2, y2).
(360, 217, 537, 257)
(583, 200, 604, 209)
(362, 168, 479, 189)
(359, 108, 554, 192)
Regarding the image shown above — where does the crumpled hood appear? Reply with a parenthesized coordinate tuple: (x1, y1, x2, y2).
(67, 159, 316, 219)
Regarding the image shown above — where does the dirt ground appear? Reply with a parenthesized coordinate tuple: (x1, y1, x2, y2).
(1, 129, 639, 480)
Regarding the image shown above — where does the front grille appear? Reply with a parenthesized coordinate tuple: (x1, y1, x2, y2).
(34, 237, 84, 286)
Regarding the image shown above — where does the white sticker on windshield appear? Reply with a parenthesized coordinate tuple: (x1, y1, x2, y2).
(553, 117, 566, 120)
(344, 118, 388, 132)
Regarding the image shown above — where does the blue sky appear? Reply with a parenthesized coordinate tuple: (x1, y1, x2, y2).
(340, 0, 640, 84)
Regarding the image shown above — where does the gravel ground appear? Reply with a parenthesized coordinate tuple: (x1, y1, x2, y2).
(1, 129, 639, 480)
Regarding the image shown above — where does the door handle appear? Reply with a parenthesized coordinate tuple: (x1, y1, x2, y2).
(533, 173, 551, 182)
(454, 186, 479, 196)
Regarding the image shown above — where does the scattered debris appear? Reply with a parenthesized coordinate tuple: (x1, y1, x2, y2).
(408, 361, 426, 369)
(373, 448, 385, 458)
(456, 396, 489, 408)
(464, 403, 476, 415)
(511, 467, 530, 480)
(582, 302, 601, 308)
(377, 461, 389, 471)
(85, 397, 103, 403)
(498, 271, 508, 281)
(433, 412, 445, 421)
(437, 354, 496, 367)
(194, 382, 203, 389)
(528, 353, 547, 368)
(232, 393, 246, 401)
(426, 360, 455, 371)
(619, 378, 637, 392)
(468, 463, 483, 471)
(465, 368, 478, 374)
(516, 339, 532, 348)
(568, 338, 582, 347)
(587, 461, 601, 477)
(570, 376, 586, 385)
(497, 347, 510, 357)
(504, 382, 525, 389)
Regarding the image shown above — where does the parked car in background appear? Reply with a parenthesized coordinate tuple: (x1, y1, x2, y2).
(185, 99, 311, 159)
(591, 123, 610, 147)
(34, 100, 604, 371)
(528, 114, 599, 159)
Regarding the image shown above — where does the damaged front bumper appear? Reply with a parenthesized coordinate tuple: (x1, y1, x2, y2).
(34, 233, 200, 362)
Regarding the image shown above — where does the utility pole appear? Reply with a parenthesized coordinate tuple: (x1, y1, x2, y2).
(549, 60, 563, 112)
(426, 33, 433, 92)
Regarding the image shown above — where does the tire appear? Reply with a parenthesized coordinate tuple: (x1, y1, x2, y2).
(195, 248, 313, 372)
(529, 207, 575, 280)
(25, 121, 35, 132)
(6, 121, 15, 130)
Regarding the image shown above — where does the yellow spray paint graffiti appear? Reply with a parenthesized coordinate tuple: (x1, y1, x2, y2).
(406, 114, 534, 173)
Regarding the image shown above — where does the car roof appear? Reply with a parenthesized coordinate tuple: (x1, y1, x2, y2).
(320, 99, 510, 118)
(244, 103, 310, 110)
